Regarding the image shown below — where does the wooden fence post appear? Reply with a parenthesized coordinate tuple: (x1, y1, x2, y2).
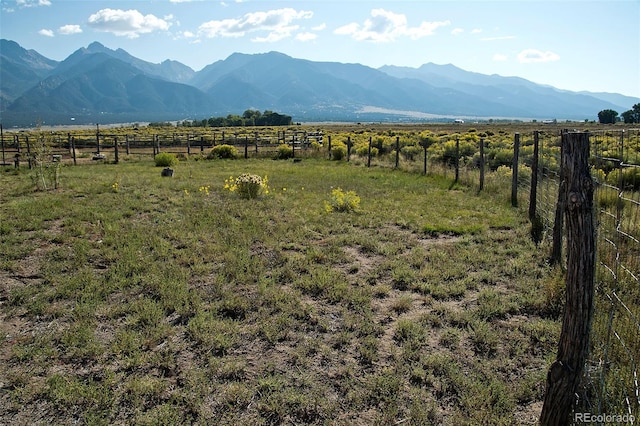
(71, 137, 77, 165)
(367, 136, 372, 168)
(291, 133, 295, 158)
(455, 137, 460, 183)
(550, 131, 567, 266)
(395, 136, 400, 168)
(26, 136, 32, 169)
(511, 133, 520, 207)
(114, 137, 119, 164)
(126, 135, 130, 155)
(540, 131, 595, 425)
(1, 124, 5, 166)
(96, 124, 100, 154)
(423, 142, 427, 175)
(529, 131, 540, 221)
(244, 135, 249, 159)
(327, 135, 332, 159)
(479, 137, 485, 191)
(347, 136, 351, 162)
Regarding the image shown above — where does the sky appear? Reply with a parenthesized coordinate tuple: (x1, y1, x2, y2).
(1, 0, 639, 98)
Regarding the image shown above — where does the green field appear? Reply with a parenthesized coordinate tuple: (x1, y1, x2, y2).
(1, 154, 562, 425)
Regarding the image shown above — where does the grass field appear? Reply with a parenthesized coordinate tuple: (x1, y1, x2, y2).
(0, 155, 561, 425)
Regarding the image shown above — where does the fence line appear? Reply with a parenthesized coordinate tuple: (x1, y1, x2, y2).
(2, 125, 639, 418)
(521, 129, 640, 420)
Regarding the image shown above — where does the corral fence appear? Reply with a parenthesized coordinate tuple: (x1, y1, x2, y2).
(0, 126, 324, 165)
(1, 124, 639, 420)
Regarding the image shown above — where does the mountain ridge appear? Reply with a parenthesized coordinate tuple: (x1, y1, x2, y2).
(1, 39, 637, 127)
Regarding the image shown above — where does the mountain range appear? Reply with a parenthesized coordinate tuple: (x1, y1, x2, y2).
(1, 39, 637, 127)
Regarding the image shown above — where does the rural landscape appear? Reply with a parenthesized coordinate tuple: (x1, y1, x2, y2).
(2, 0, 640, 422)
(1, 121, 639, 424)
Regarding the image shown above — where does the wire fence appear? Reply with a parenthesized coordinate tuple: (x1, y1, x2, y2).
(519, 129, 640, 419)
(2, 124, 639, 418)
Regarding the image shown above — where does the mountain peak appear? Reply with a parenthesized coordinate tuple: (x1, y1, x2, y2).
(86, 41, 109, 53)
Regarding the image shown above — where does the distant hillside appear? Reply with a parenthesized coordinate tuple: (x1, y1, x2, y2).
(1, 39, 638, 127)
(0, 39, 59, 110)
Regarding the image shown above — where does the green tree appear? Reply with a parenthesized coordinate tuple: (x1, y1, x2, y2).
(597, 109, 618, 124)
(621, 103, 640, 124)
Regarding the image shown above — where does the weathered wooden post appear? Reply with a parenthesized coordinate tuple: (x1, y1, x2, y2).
(26, 135, 32, 169)
(367, 136, 372, 168)
(327, 135, 332, 159)
(96, 124, 100, 154)
(186, 134, 191, 155)
(455, 136, 460, 183)
(200, 136, 204, 153)
(550, 131, 567, 266)
(529, 131, 540, 221)
(71, 137, 77, 165)
(244, 135, 248, 159)
(540, 131, 595, 426)
(114, 137, 119, 164)
(291, 133, 296, 158)
(125, 135, 130, 155)
(395, 136, 400, 168)
(1, 124, 5, 166)
(511, 133, 520, 207)
(346, 136, 351, 162)
(479, 137, 485, 191)
(422, 141, 427, 176)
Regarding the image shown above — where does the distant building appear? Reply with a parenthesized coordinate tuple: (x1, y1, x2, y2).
(454, 119, 464, 124)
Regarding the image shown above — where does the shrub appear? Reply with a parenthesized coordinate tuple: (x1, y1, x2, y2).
(275, 144, 293, 160)
(224, 173, 269, 199)
(401, 145, 422, 161)
(154, 152, 178, 167)
(208, 144, 238, 160)
(330, 143, 347, 161)
(325, 188, 360, 213)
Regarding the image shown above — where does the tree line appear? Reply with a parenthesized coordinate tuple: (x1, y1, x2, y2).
(179, 109, 293, 128)
(598, 103, 640, 124)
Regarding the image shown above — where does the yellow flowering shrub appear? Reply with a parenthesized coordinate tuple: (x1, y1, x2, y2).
(224, 173, 269, 199)
(325, 188, 360, 213)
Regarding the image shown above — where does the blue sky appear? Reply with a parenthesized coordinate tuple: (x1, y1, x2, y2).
(1, 0, 639, 98)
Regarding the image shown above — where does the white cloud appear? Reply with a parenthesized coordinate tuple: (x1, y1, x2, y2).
(58, 24, 82, 35)
(176, 30, 196, 39)
(38, 28, 54, 37)
(334, 9, 449, 42)
(451, 28, 464, 36)
(493, 53, 508, 61)
(87, 8, 171, 38)
(198, 8, 312, 42)
(481, 35, 516, 41)
(295, 32, 317, 42)
(17, 0, 50, 7)
(517, 49, 560, 63)
(312, 23, 326, 31)
(471, 28, 482, 34)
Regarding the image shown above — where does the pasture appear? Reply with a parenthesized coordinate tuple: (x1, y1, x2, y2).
(0, 151, 561, 425)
